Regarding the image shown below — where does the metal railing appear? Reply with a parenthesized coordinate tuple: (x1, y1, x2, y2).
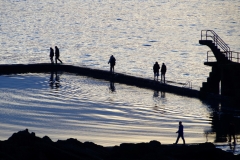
(201, 30, 240, 63)
(206, 50, 240, 63)
(229, 51, 240, 63)
(182, 81, 192, 89)
(201, 30, 231, 60)
(206, 51, 216, 62)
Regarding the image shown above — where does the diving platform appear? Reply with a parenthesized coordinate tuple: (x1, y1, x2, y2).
(199, 30, 240, 105)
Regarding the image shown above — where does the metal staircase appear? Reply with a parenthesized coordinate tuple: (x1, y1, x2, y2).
(199, 30, 231, 95)
(199, 30, 231, 63)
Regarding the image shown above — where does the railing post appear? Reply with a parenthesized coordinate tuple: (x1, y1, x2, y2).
(238, 53, 239, 63)
(207, 51, 208, 62)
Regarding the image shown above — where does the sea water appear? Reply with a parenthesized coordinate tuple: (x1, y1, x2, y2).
(0, 0, 240, 154)
(0, 73, 215, 145)
(1, 0, 240, 88)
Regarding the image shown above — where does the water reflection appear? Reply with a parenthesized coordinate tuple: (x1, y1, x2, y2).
(49, 72, 61, 89)
(203, 99, 240, 144)
(109, 79, 115, 92)
(1, 73, 240, 153)
(153, 90, 166, 114)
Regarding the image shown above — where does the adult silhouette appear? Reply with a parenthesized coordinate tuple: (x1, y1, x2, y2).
(108, 55, 116, 73)
(161, 63, 167, 83)
(49, 47, 54, 64)
(174, 121, 185, 145)
(55, 46, 63, 64)
(153, 62, 160, 81)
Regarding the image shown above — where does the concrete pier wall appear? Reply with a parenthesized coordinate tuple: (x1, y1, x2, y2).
(0, 63, 200, 99)
(221, 63, 240, 103)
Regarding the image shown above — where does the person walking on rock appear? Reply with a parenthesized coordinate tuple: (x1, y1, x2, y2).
(161, 63, 167, 83)
(174, 121, 185, 145)
(153, 62, 160, 81)
(49, 47, 54, 64)
(55, 46, 63, 64)
(108, 55, 116, 74)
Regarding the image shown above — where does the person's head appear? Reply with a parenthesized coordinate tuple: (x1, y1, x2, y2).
(179, 121, 182, 125)
(156, 62, 158, 64)
(163, 63, 165, 65)
(55, 46, 57, 49)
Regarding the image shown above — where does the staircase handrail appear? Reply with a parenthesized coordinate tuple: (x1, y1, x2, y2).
(182, 80, 192, 89)
(201, 30, 231, 59)
(229, 51, 240, 63)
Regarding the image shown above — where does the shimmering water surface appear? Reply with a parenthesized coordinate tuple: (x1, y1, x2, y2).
(1, 0, 240, 154)
(0, 73, 214, 145)
(1, 0, 240, 88)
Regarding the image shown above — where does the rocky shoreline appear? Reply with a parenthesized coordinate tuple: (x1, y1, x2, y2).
(0, 129, 239, 160)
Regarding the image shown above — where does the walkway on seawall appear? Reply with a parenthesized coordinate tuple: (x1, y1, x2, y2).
(0, 63, 200, 98)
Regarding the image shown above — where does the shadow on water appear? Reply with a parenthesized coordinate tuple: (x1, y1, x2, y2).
(109, 80, 115, 92)
(49, 71, 61, 89)
(109, 75, 116, 92)
(202, 99, 240, 146)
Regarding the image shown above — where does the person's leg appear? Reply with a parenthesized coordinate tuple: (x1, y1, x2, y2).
(163, 73, 165, 83)
(110, 65, 112, 73)
(55, 58, 57, 64)
(233, 134, 236, 144)
(58, 58, 63, 63)
(175, 134, 180, 144)
(161, 73, 163, 82)
(181, 135, 185, 144)
(229, 134, 232, 142)
(112, 65, 114, 73)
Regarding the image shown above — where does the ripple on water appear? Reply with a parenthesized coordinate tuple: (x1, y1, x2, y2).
(0, 73, 217, 146)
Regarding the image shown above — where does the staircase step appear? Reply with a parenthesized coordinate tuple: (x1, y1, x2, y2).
(199, 40, 213, 45)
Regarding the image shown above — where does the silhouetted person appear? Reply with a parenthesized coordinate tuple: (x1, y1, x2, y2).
(228, 122, 236, 144)
(55, 46, 62, 64)
(161, 63, 167, 83)
(174, 121, 185, 145)
(153, 62, 160, 81)
(108, 55, 116, 73)
(50, 47, 54, 64)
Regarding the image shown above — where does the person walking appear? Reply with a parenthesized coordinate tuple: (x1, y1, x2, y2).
(174, 121, 185, 145)
(161, 63, 167, 83)
(49, 47, 54, 64)
(153, 62, 160, 81)
(55, 46, 63, 64)
(108, 55, 116, 73)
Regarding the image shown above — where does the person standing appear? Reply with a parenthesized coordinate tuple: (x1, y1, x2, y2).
(49, 47, 54, 64)
(153, 62, 160, 81)
(55, 46, 63, 64)
(161, 63, 167, 83)
(174, 121, 185, 145)
(108, 55, 116, 73)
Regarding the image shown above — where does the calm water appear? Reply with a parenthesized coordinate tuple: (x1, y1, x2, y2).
(0, 73, 215, 144)
(1, 0, 240, 154)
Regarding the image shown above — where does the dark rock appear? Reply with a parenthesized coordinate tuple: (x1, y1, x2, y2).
(0, 129, 239, 160)
(149, 140, 161, 147)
